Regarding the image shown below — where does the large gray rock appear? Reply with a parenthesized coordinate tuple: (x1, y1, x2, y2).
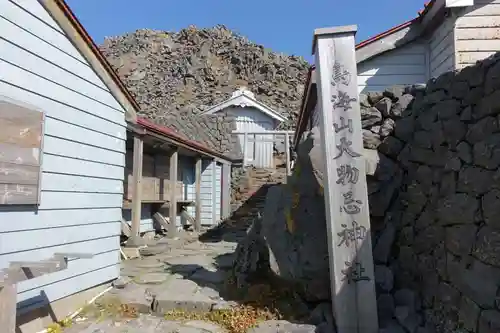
(263, 127, 330, 301)
(232, 126, 330, 302)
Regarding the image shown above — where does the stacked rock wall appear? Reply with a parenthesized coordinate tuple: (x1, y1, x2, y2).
(153, 110, 241, 158)
(363, 53, 500, 333)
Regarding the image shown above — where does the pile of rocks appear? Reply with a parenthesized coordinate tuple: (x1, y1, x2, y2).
(360, 85, 425, 151)
(100, 26, 309, 154)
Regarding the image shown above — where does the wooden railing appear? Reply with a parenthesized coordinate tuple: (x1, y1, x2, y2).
(0, 253, 94, 333)
(233, 130, 295, 174)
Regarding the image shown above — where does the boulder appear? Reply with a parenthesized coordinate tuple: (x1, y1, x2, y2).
(232, 126, 330, 302)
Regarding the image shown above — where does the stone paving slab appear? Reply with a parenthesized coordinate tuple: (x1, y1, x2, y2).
(64, 232, 323, 333)
(64, 315, 227, 333)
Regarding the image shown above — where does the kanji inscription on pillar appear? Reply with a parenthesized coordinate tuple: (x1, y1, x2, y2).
(313, 25, 378, 333)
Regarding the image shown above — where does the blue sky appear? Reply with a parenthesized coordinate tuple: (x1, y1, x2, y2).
(67, 0, 424, 61)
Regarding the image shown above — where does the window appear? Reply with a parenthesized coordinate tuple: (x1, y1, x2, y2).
(0, 96, 44, 205)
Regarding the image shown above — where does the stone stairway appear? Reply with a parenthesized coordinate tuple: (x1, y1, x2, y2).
(200, 166, 287, 242)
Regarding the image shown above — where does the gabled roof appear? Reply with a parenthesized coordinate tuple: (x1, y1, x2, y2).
(40, 0, 138, 123)
(355, 0, 474, 63)
(202, 87, 287, 122)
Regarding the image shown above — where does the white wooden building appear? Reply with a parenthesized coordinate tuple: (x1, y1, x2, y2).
(0, 0, 138, 331)
(202, 87, 286, 168)
(306, 0, 499, 94)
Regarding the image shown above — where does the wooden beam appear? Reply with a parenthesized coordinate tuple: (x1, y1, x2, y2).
(168, 148, 179, 238)
(0, 284, 16, 333)
(195, 156, 202, 232)
(314, 26, 378, 333)
(129, 135, 143, 246)
(221, 162, 231, 220)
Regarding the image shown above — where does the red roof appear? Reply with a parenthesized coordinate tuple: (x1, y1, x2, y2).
(355, 0, 436, 50)
(355, 19, 417, 49)
(136, 117, 230, 159)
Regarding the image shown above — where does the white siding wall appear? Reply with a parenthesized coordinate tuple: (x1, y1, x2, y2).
(429, 15, 457, 78)
(222, 106, 275, 168)
(214, 163, 222, 223)
(200, 159, 214, 225)
(0, 0, 125, 309)
(357, 41, 428, 93)
(455, 0, 500, 69)
(182, 157, 196, 220)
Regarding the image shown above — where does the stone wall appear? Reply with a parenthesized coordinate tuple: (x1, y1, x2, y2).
(150, 110, 241, 157)
(362, 53, 500, 333)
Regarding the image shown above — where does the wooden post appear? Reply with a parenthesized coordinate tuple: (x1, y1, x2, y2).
(313, 26, 378, 333)
(129, 135, 143, 246)
(0, 284, 16, 333)
(253, 133, 257, 166)
(221, 162, 231, 220)
(242, 132, 248, 167)
(195, 156, 202, 232)
(285, 132, 291, 176)
(168, 148, 178, 238)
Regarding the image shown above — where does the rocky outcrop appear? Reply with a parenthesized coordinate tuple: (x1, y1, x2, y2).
(100, 26, 309, 154)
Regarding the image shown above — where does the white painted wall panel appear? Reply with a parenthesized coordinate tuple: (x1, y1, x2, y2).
(1, 0, 86, 62)
(182, 157, 196, 219)
(357, 41, 428, 93)
(0, 17, 106, 89)
(10, 0, 64, 32)
(200, 159, 214, 225)
(215, 163, 222, 223)
(429, 15, 456, 78)
(455, 1, 500, 69)
(219, 106, 276, 168)
(0, 0, 126, 310)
